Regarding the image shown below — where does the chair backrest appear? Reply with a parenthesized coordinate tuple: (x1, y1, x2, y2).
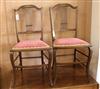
(50, 3, 78, 40)
(14, 5, 43, 42)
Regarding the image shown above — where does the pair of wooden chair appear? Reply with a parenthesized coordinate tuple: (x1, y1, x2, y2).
(9, 4, 92, 87)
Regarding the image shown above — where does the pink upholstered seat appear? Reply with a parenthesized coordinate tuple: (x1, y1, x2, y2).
(12, 40, 50, 51)
(54, 38, 91, 48)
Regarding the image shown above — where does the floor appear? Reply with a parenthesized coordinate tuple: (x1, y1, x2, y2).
(1, 64, 98, 89)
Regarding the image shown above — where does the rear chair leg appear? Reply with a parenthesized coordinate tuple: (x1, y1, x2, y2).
(86, 47, 91, 82)
(19, 52, 22, 71)
(73, 49, 76, 68)
(41, 50, 45, 82)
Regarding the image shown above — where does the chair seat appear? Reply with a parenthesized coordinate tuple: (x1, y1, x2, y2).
(54, 38, 91, 48)
(11, 40, 50, 51)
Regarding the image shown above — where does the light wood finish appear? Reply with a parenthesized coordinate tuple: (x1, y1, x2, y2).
(1, 0, 92, 89)
(49, 3, 92, 85)
(9, 5, 53, 87)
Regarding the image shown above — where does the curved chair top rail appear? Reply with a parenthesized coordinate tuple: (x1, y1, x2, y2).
(15, 5, 42, 11)
(49, 3, 78, 40)
(51, 3, 77, 9)
(14, 5, 43, 42)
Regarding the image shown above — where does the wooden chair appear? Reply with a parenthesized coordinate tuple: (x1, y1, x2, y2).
(49, 3, 92, 85)
(9, 5, 53, 87)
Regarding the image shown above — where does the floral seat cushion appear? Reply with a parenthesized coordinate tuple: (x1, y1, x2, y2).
(54, 38, 91, 48)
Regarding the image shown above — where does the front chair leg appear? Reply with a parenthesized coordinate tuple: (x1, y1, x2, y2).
(48, 49, 53, 86)
(19, 52, 24, 84)
(10, 52, 16, 88)
(52, 49, 56, 85)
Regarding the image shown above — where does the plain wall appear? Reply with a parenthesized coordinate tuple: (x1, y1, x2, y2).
(94, 0, 100, 84)
(90, 0, 99, 79)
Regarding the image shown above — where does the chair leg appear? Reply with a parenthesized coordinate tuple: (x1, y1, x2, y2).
(48, 49, 53, 86)
(73, 49, 76, 68)
(41, 50, 45, 81)
(86, 47, 91, 81)
(19, 52, 22, 71)
(52, 49, 57, 85)
(10, 52, 16, 88)
(19, 52, 24, 84)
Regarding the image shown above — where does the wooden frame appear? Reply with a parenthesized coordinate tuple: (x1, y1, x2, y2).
(14, 5, 43, 42)
(49, 3, 92, 85)
(9, 5, 53, 87)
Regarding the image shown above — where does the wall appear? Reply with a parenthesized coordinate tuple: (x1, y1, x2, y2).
(90, 0, 99, 79)
(94, 0, 100, 84)
(0, 0, 92, 88)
